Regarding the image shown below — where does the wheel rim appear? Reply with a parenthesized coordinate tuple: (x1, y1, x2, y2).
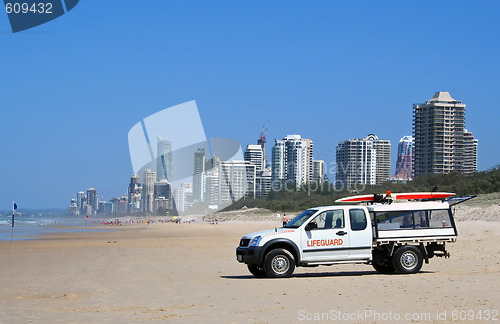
(271, 255, 289, 274)
(400, 251, 418, 270)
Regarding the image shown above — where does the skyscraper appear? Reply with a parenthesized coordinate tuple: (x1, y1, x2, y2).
(204, 168, 220, 207)
(395, 136, 414, 180)
(77, 191, 85, 212)
(174, 182, 192, 213)
(368, 134, 391, 184)
(312, 160, 325, 183)
(271, 135, 314, 188)
(128, 174, 140, 206)
(86, 188, 98, 215)
(413, 92, 476, 177)
(336, 134, 390, 188)
(127, 174, 141, 213)
(463, 129, 478, 174)
(142, 169, 156, 213)
(193, 148, 206, 202)
(156, 135, 173, 182)
(257, 135, 268, 169)
(218, 161, 256, 206)
(271, 139, 286, 188)
(154, 179, 173, 211)
(336, 138, 376, 188)
(244, 144, 264, 172)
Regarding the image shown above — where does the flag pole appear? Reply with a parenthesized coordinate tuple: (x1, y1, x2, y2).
(10, 201, 15, 253)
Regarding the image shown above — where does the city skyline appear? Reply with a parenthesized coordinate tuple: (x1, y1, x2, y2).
(2, 1, 498, 209)
(68, 95, 477, 216)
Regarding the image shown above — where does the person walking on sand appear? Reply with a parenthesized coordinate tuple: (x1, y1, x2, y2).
(282, 213, 288, 227)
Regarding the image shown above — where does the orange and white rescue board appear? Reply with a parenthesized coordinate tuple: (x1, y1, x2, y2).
(335, 192, 455, 203)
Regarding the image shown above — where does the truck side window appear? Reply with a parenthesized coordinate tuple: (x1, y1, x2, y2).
(414, 210, 429, 228)
(429, 210, 452, 228)
(349, 209, 367, 231)
(311, 210, 344, 230)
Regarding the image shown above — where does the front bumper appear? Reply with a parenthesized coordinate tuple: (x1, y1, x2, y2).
(236, 246, 264, 265)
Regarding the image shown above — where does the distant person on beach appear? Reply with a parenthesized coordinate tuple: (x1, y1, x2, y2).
(282, 214, 288, 227)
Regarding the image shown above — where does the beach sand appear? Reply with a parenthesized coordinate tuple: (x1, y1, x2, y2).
(1, 213, 499, 323)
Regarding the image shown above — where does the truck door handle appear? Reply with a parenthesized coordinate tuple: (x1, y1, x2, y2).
(336, 231, 347, 236)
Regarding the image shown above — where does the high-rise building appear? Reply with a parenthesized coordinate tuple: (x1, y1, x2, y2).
(246, 143, 271, 198)
(395, 136, 414, 180)
(68, 199, 79, 216)
(127, 174, 140, 212)
(336, 138, 376, 188)
(154, 179, 173, 210)
(193, 148, 206, 202)
(413, 92, 476, 177)
(111, 196, 128, 214)
(257, 136, 268, 168)
(244, 144, 264, 172)
(173, 182, 192, 213)
(142, 169, 156, 213)
(336, 134, 390, 188)
(77, 191, 85, 212)
(271, 139, 286, 188)
(463, 129, 478, 174)
(256, 169, 272, 198)
(368, 134, 391, 184)
(312, 160, 325, 183)
(204, 168, 220, 207)
(86, 188, 98, 215)
(218, 161, 256, 206)
(271, 135, 314, 188)
(156, 135, 173, 182)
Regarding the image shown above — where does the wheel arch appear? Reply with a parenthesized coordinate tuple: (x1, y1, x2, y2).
(261, 238, 301, 265)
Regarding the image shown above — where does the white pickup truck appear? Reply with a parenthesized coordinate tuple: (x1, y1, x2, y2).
(236, 199, 464, 278)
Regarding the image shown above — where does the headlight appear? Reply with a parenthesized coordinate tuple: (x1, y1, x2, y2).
(249, 236, 262, 247)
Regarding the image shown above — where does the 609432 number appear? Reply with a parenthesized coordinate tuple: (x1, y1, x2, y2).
(451, 309, 498, 321)
(5, 2, 53, 14)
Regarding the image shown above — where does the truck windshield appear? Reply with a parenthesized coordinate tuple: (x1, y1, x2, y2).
(285, 209, 317, 228)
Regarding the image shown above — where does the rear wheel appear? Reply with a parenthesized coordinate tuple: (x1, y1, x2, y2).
(247, 264, 266, 277)
(263, 248, 295, 278)
(392, 246, 423, 274)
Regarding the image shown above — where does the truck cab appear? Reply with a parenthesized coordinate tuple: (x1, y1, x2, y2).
(236, 206, 373, 277)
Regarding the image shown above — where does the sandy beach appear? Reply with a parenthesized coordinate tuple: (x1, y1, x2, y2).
(1, 202, 499, 323)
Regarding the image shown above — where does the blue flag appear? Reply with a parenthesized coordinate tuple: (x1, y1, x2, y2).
(13, 202, 18, 210)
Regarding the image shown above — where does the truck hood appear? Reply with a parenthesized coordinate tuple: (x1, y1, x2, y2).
(242, 227, 297, 240)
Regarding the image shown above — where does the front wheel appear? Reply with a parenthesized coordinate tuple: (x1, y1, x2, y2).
(372, 261, 395, 273)
(263, 248, 295, 278)
(247, 264, 266, 277)
(392, 246, 423, 274)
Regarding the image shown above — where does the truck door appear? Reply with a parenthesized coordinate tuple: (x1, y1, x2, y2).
(301, 209, 350, 262)
(347, 208, 372, 260)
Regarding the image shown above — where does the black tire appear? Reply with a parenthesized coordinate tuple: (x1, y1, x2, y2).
(392, 246, 423, 274)
(247, 264, 266, 277)
(372, 261, 395, 274)
(263, 248, 295, 278)
(372, 249, 394, 273)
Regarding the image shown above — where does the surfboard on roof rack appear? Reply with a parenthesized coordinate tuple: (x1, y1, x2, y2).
(335, 191, 456, 203)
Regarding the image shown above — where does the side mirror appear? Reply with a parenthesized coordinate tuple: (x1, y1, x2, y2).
(305, 222, 318, 231)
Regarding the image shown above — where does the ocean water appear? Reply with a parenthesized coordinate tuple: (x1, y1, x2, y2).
(0, 213, 110, 241)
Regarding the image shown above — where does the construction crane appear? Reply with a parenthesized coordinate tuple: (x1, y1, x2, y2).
(258, 120, 270, 168)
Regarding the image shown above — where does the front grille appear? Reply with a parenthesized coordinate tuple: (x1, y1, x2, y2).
(240, 239, 250, 247)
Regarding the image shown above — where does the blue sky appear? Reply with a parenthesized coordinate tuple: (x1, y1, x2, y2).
(1, 1, 499, 209)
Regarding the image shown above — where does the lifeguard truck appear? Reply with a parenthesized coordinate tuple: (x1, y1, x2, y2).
(236, 192, 472, 278)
